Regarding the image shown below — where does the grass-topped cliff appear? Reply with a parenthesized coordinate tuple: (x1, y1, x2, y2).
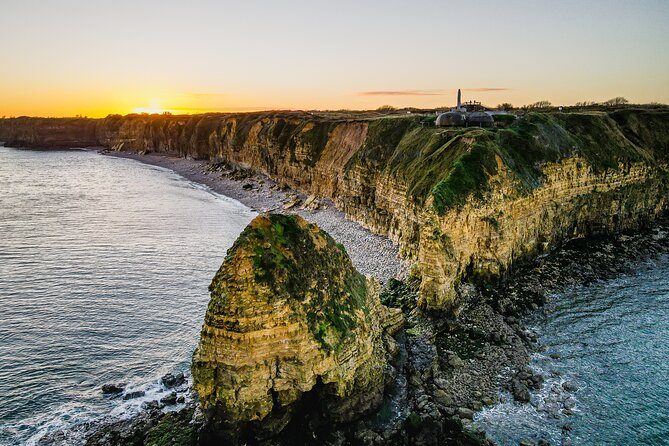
(2, 108, 668, 311)
(2, 109, 667, 211)
(343, 109, 669, 214)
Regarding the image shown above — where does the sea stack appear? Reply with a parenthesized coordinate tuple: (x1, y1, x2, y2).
(192, 213, 403, 443)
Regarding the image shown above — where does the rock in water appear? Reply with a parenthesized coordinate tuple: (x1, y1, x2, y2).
(101, 383, 125, 394)
(192, 214, 403, 442)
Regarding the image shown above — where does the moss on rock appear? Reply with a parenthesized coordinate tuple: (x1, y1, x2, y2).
(144, 409, 196, 446)
(192, 213, 403, 443)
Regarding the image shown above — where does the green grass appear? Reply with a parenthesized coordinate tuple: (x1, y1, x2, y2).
(555, 112, 649, 170)
(430, 139, 499, 212)
(609, 109, 669, 163)
(343, 111, 668, 215)
(346, 117, 417, 168)
(492, 114, 517, 126)
(212, 214, 370, 353)
(379, 278, 418, 312)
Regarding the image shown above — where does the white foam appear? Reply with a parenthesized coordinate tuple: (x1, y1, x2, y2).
(24, 374, 193, 446)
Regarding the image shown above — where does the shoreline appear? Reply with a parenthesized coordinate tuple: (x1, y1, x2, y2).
(473, 223, 669, 445)
(98, 149, 531, 444)
(101, 153, 667, 444)
(105, 150, 409, 285)
(36, 223, 669, 445)
(13, 146, 669, 445)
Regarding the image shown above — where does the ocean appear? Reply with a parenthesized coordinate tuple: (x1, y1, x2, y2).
(2, 146, 668, 445)
(0, 147, 254, 445)
(475, 254, 669, 445)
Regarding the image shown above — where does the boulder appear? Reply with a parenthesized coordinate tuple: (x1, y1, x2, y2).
(161, 372, 186, 388)
(101, 383, 125, 394)
(511, 379, 531, 403)
(447, 354, 464, 368)
(457, 407, 474, 420)
(282, 197, 301, 209)
(160, 392, 177, 405)
(562, 381, 578, 392)
(433, 389, 453, 407)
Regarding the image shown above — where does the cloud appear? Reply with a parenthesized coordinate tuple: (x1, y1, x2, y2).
(358, 90, 446, 97)
(462, 88, 510, 92)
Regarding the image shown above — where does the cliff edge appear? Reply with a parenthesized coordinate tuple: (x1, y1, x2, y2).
(2, 109, 668, 312)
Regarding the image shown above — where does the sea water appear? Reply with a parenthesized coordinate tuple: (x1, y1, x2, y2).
(476, 255, 669, 445)
(3, 146, 669, 446)
(0, 147, 255, 445)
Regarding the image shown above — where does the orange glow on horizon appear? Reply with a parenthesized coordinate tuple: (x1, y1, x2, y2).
(0, 2, 667, 119)
(1, 88, 667, 119)
(132, 107, 167, 115)
(131, 99, 170, 115)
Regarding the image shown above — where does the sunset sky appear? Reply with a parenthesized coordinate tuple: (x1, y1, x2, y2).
(1, 0, 668, 117)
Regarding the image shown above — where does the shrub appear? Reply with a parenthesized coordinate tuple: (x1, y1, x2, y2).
(376, 105, 396, 112)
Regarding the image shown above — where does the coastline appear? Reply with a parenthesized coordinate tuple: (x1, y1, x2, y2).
(474, 223, 669, 445)
(101, 150, 669, 444)
(36, 222, 669, 446)
(105, 150, 409, 285)
(20, 146, 669, 445)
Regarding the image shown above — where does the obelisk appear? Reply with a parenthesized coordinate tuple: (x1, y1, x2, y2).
(457, 89, 461, 110)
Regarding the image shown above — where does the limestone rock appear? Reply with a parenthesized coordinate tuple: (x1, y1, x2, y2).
(191, 213, 402, 441)
(4, 110, 668, 314)
(282, 196, 301, 209)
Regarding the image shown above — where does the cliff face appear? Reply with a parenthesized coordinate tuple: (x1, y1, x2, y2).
(419, 157, 667, 310)
(191, 214, 402, 442)
(415, 111, 669, 309)
(2, 109, 668, 311)
(0, 117, 99, 148)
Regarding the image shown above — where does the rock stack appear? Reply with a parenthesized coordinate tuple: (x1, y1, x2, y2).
(192, 213, 402, 443)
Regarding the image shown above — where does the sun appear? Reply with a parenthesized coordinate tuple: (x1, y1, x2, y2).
(132, 99, 169, 115)
(132, 106, 166, 114)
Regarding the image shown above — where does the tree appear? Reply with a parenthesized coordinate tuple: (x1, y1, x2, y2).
(526, 100, 552, 109)
(497, 103, 514, 110)
(376, 105, 396, 112)
(602, 97, 629, 107)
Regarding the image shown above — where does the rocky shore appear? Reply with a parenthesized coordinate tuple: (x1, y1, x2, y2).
(40, 215, 669, 446)
(8, 107, 666, 445)
(36, 146, 669, 446)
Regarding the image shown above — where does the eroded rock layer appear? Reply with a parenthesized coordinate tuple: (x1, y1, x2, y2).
(2, 110, 668, 311)
(191, 213, 402, 441)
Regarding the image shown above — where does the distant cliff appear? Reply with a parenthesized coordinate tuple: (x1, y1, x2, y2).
(2, 109, 668, 311)
(0, 117, 99, 148)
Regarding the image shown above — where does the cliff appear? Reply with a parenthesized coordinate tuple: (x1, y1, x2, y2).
(0, 116, 99, 148)
(191, 213, 403, 443)
(2, 109, 668, 311)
